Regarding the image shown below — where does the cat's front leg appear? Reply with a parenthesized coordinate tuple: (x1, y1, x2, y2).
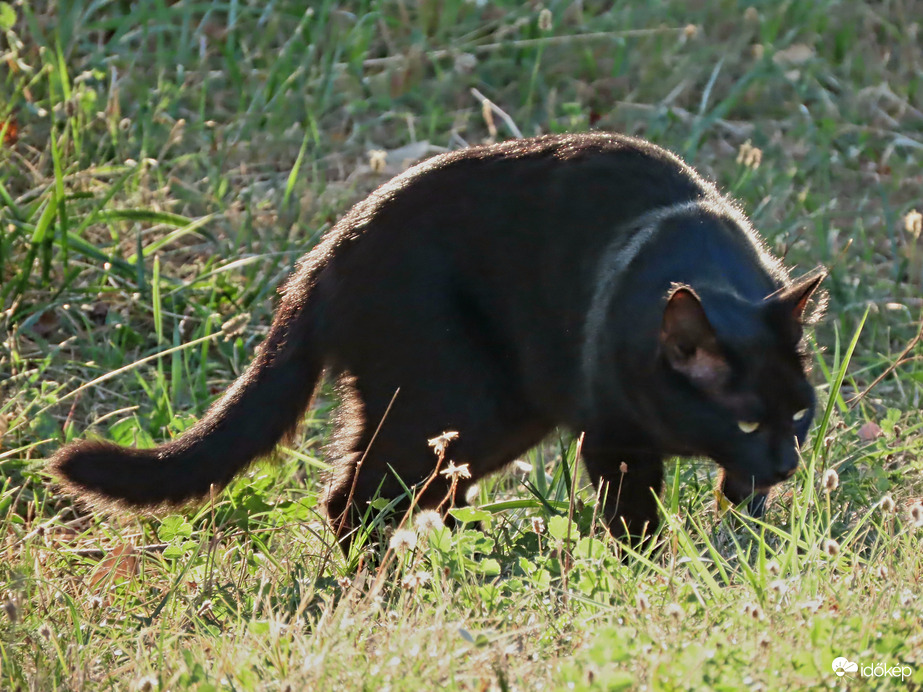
(581, 433, 664, 544)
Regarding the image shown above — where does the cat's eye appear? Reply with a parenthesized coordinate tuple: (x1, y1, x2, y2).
(793, 408, 809, 422)
(737, 421, 760, 434)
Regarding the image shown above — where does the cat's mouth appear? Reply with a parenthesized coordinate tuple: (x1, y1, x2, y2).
(721, 469, 780, 496)
(721, 460, 800, 490)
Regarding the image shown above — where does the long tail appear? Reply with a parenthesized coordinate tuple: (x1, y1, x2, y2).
(49, 290, 325, 509)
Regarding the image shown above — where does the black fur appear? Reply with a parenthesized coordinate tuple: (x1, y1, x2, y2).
(50, 133, 824, 543)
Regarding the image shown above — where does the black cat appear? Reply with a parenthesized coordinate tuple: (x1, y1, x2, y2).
(50, 133, 824, 545)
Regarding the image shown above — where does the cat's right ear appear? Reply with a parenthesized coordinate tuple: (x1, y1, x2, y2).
(660, 287, 729, 390)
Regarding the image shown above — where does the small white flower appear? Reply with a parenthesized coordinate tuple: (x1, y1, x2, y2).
(427, 431, 459, 458)
(401, 571, 432, 589)
(766, 560, 781, 577)
(822, 468, 839, 492)
(665, 603, 685, 620)
(769, 579, 788, 598)
(440, 460, 471, 480)
(530, 516, 546, 535)
(512, 460, 533, 475)
(635, 591, 650, 612)
(823, 538, 840, 557)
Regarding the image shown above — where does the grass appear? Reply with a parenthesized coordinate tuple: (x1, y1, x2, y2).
(2, 0, 923, 689)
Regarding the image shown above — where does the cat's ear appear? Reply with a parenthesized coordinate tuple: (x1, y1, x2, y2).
(660, 287, 729, 390)
(776, 267, 827, 321)
(767, 267, 827, 341)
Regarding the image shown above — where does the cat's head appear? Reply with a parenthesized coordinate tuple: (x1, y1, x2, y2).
(657, 268, 826, 495)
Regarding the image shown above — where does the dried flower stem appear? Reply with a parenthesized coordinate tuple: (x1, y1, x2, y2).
(848, 312, 923, 408)
(562, 432, 585, 606)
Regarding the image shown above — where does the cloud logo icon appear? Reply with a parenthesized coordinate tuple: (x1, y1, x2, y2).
(832, 657, 859, 677)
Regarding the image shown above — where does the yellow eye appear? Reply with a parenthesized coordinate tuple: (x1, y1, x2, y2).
(738, 421, 760, 434)
(793, 408, 809, 422)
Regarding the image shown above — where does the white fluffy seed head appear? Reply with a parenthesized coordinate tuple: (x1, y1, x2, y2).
(909, 502, 923, 527)
(389, 529, 417, 554)
(879, 494, 896, 513)
(822, 468, 839, 492)
(414, 511, 444, 533)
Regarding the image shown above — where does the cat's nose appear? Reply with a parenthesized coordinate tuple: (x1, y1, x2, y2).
(774, 447, 800, 481)
(775, 457, 799, 481)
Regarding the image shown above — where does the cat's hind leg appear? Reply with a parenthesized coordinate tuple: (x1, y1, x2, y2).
(323, 331, 553, 551)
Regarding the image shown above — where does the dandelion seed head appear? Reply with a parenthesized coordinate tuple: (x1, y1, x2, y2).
(530, 516, 546, 535)
(879, 494, 896, 513)
(3, 598, 17, 623)
(822, 468, 839, 492)
(742, 602, 764, 621)
(823, 538, 840, 557)
(904, 209, 922, 238)
(909, 502, 923, 527)
(538, 8, 553, 32)
(389, 529, 417, 554)
(368, 149, 387, 173)
(414, 510, 444, 533)
(453, 53, 477, 74)
(736, 140, 762, 169)
(635, 591, 650, 612)
(769, 579, 788, 597)
(134, 676, 157, 692)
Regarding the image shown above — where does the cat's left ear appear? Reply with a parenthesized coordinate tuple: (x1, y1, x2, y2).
(660, 287, 730, 391)
(767, 266, 827, 339)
